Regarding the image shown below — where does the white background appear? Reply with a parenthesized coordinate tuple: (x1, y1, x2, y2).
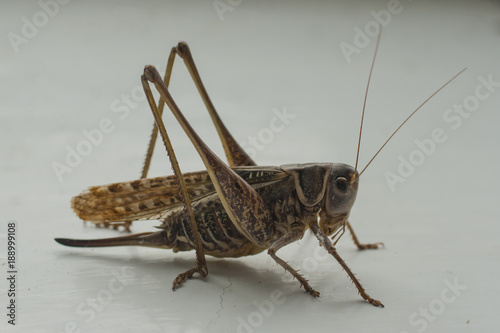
(1, 0, 500, 332)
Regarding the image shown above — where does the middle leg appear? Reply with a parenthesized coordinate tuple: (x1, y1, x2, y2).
(268, 228, 319, 297)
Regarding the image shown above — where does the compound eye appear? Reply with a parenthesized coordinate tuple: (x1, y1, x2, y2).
(335, 177, 348, 193)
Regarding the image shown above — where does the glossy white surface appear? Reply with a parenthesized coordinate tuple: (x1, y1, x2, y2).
(1, 1, 499, 332)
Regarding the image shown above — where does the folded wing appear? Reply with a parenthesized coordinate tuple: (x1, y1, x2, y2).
(72, 166, 288, 224)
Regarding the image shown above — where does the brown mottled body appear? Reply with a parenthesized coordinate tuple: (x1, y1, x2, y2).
(70, 166, 310, 258)
(56, 41, 385, 307)
(157, 168, 302, 258)
(57, 38, 463, 307)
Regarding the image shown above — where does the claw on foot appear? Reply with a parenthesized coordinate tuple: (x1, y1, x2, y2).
(307, 289, 320, 297)
(92, 221, 132, 232)
(296, 276, 320, 297)
(171, 265, 208, 290)
(367, 298, 384, 307)
(357, 242, 384, 250)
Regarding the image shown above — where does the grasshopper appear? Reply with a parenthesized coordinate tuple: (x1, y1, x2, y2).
(55, 33, 465, 307)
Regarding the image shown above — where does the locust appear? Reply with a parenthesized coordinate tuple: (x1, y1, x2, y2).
(55, 31, 465, 307)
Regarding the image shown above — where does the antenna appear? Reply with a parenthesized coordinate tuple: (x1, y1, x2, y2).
(359, 67, 467, 176)
(354, 25, 382, 175)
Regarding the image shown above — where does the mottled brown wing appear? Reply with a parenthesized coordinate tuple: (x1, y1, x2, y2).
(72, 166, 288, 224)
(72, 170, 214, 223)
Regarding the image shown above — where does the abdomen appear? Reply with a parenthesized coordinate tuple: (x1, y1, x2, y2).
(160, 194, 267, 258)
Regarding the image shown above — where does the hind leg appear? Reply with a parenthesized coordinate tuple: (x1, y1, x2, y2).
(143, 65, 273, 249)
(141, 41, 255, 179)
(142, 71, 208, 289)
